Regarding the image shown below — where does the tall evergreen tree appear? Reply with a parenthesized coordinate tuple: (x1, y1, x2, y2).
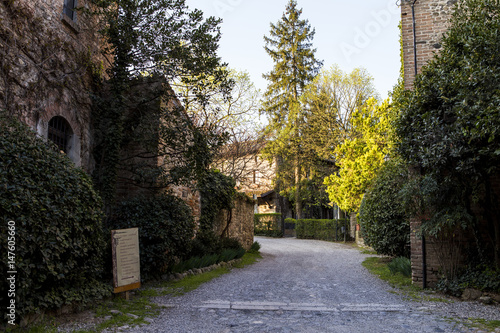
(262, 0, 322, 219)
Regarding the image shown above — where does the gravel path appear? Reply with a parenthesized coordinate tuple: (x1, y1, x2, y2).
(123, 237, 499, 333)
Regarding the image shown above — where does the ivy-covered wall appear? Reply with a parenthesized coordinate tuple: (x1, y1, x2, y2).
(0, 0, 105, 171)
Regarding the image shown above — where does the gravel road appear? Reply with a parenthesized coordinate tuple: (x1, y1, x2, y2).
(124, 237, 499, 333)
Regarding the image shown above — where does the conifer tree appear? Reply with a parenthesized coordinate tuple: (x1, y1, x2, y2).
(262, 0, 322, 219)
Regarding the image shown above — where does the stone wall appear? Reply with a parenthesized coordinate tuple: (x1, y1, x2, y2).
(112, 77, 201, 220)
(0, 0, 105, 171)
(401, 0, 456, 89)
(214, 194, 255, 250)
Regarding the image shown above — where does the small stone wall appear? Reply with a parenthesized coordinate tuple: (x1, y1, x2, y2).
(214, 194, 255, 250)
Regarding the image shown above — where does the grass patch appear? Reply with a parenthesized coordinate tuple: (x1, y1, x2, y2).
(362, 257, 415, 289)
(90, 294, 162, 332)
(157, 267, 231, 297)
(233, 251, 262, 268)
(468, 318, 500, 331)
(362, 257, 455, 303)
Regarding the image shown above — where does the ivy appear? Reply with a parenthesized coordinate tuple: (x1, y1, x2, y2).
(395, 0, 500, 266)
(0, 113, 110, 319)
(88, 0, 232, 206)
(198, 169, 236, 233)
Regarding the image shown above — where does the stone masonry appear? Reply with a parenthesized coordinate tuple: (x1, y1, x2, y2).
(0, 0, 105, 171)
(213, 194, 255, 250)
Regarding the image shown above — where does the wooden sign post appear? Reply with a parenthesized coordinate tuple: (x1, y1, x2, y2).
(111, 228, 141, 297)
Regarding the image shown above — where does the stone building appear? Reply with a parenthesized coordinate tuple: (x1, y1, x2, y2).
(0, 0, 201, 217)
(1, 0, 104, 171)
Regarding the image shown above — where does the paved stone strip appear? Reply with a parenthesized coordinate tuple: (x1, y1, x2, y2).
(195, 300, 408, 313)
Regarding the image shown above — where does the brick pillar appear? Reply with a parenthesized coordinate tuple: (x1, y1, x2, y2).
(410, 218, 424, 287)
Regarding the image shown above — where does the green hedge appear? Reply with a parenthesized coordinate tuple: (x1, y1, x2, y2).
(254, 213, 282, 237)
(295, 219, 350, 241)
(107, 194, 196, 281)
(0, 114, 110, 319)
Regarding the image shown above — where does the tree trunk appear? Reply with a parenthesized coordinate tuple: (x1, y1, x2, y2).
(295, 157, 302, 219)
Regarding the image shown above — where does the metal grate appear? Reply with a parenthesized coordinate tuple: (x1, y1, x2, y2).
(48, 116, 71, 153)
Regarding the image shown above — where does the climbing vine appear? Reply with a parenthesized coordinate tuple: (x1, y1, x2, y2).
(89, 0, 232, 206)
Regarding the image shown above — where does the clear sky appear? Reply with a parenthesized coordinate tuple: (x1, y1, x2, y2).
(185, 0, 401, 100)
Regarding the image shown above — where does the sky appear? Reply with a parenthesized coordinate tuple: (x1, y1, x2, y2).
(185, 0, 402, 100)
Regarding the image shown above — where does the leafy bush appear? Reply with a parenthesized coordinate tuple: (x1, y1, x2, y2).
(254, 213, 282, 237)
(295, 219, 350, 241)
(172, 238, 246, 273)
(107, 194, 195, 281)
(359, 158, 410, 258)
(395, 0, 500, 262)
(437, 264, 500, 297)
(388, 257, 412, 277)
(0, 114, 110, 318)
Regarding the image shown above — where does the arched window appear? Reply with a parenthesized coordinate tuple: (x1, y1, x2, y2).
(63, 0, 77, 21)
(48, 116, 72, 153)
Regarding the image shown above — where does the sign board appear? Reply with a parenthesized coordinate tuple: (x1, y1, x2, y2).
(111, 228, 141, 293)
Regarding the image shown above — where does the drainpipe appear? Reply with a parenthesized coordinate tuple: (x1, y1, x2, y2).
(422, 234, 427, 289)
(410, 0, 427, 288)
(411, 0, 418, 80)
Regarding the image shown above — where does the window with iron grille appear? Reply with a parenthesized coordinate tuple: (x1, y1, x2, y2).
(48, 116, 72, 153)
(63, 0, 77, 21)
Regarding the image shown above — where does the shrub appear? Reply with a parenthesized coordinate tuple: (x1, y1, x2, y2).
(254, 213, 282, 237)
(172, 237, 246, 273)
(249, 241, 261, 254)
(295, 219, 350, 241)
(388, 257, 412, 277)
(107, 194, 195, 281)
(359, 158, 410, 258)
(0, 114, 110, 318)
(436, 264, 500, 297)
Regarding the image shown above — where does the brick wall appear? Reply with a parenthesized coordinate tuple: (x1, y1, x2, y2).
(401, 0, 456, 89)
(402, 0, 500, 286)
(412, 222, 467, 288)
